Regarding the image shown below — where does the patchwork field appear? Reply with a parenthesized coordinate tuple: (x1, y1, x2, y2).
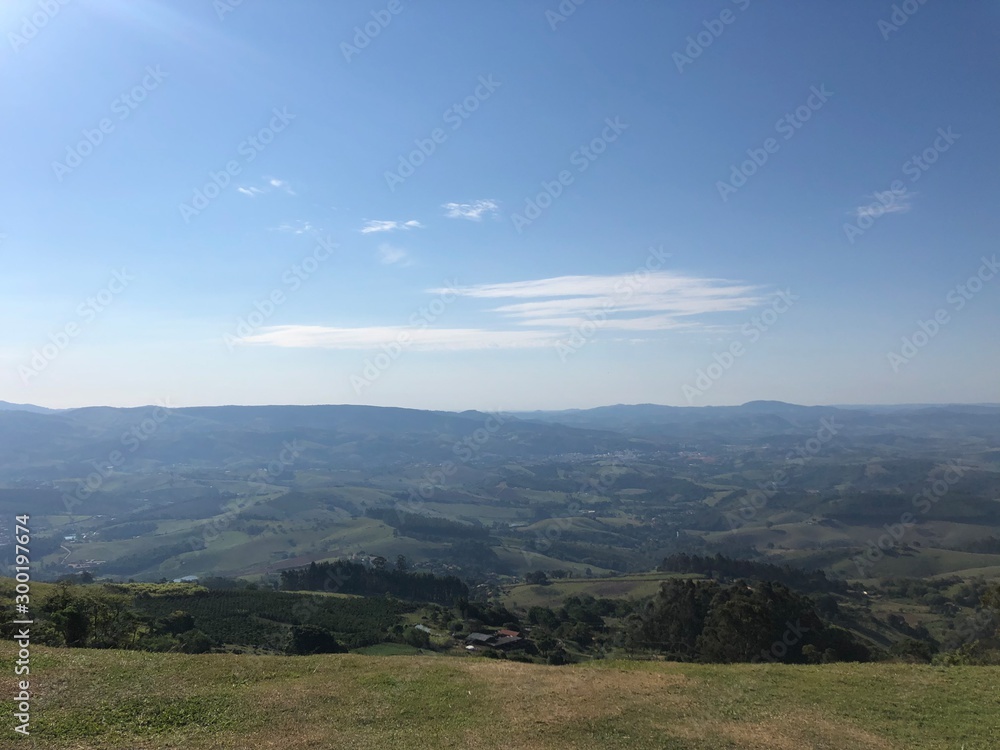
(501, 572, 703, 609)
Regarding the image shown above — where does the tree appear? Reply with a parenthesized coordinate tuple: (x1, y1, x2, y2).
(158, 610, 195, 636)
(288, 625, 346, 655)
(889, 638, 933, 663)
(404, 627, 431, 648)
(547, 646, 569, 665)
(528, 606, 559, 629)
(625, 579, 715, 659)
(57, 604, 91, 647)
(525, 570, 549, 586)
(395, 555, 408, 572)
(179, 629, 213, 654)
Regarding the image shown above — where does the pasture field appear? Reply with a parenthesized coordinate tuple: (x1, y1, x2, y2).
(3, 643, 998, 749)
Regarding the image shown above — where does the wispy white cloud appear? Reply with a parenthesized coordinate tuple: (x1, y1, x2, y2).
(360, 219, 424, 234)
(378, 243, 412, 266)
(268, 177, 296, 195)
(238, 325, 556, 350)
(854, 189, 913, 219)
(270, 220, 314, 234)
(427, 272, 765, 331)
(442, 199, 500, 220)
(238, 270, 768, 352)
(237, 177, 295, 198)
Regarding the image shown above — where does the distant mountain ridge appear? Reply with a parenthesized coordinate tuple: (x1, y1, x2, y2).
(0, 400, 997, 481)
(516, 401, 1000, 441)
(0, 402, 642, 479)
(0, 400, 58, 414)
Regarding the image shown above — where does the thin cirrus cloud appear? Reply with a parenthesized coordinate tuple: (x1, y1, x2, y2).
(237, 326, 555, 350)
(238, 270, 768, 351)
(270, 220, 314, 234)
(431, 272, 765, 330)
(237, 177, 295, 197)
(378, 243, 412, 266)
(268, 177, 296, 195)
(360, 219, 423, 233)
(442, 199, 499, 220)
(853, 189, 913, 219)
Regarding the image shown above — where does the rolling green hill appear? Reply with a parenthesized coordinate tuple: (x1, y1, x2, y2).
(3, 401, 1000, 589)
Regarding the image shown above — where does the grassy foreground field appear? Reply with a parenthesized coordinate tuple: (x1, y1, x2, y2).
(3, 644, 999, 749)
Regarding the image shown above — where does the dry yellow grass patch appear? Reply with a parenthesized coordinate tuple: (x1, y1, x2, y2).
(708, 712, 900, 750)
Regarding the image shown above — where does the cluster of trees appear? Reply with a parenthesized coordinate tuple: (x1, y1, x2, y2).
(624, 579, 870, 663)
(134, 589, 405, 650)
(288, 624, 347, 655)
(365, 508, 491, 542)
(455, 598, 519, 629)
(0, 534, 63, 563)
(433, 540, 514, 578)
(0, 584, 212, 653)
(659, 553, 847, 593)
(527, 595, 634, 661)
(0, 580, 416, 654)
(960, 536, 1000, 554)
(279, 560, 468, 604)
(615, 474, 709, 503)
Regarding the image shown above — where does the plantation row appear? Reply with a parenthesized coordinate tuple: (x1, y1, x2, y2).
(133, 589, 407, 650)
(279, 559, 469, 604)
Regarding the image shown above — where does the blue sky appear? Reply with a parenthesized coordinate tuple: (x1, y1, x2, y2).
(2, 0, 998, 410)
